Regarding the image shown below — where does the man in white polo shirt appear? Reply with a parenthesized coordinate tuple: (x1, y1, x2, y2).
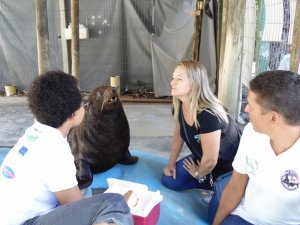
(213, 70, 300, 225)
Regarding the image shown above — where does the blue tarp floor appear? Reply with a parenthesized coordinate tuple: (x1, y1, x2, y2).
(0, 96, 210, 224)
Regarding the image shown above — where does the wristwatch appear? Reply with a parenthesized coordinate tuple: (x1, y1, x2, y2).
(194, 171, 206, 183)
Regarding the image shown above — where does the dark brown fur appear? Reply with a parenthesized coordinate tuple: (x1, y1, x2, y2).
(68, 86, 130, 188)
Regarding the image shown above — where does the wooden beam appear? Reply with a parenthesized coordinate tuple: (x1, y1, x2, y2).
(71, 0, 80, 79)
(35, 0, 50, 74)
(192, 0, 204, 61)
(217, 0, 246, 120)
(59, 0, 70, 73)
(290, 1, 300, 73)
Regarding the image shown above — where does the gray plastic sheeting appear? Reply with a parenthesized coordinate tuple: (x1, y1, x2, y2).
(0, 0, 216, 97)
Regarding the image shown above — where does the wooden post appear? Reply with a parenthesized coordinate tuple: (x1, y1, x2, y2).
(35, 0, 50, 75)
(71, 0, 79, 79)
(192, 0, 204, 61)
(59, 0, 70, 73)
(290, 1, 300, 73)
(217, 0, 246, 120)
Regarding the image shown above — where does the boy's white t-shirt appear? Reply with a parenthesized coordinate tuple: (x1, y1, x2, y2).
(0, 120, 78, 225)
(232, 123, 300, 225)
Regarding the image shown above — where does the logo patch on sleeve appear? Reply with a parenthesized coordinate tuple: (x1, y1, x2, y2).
(2, 165, 15, 179)
(25, 134, 38, 142)
(18, 146, 28, 156)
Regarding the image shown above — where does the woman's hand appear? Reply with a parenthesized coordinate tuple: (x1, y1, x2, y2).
(183, 157, 200, 177)
(163, 164, 177, 179)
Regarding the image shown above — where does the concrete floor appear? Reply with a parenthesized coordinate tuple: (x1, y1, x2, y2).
(0, 96, 190, 159)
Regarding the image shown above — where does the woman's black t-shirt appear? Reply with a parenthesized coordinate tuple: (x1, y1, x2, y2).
(179, 107, 240, 178)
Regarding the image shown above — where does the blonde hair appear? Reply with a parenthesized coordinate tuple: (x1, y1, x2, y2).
(173, 60, 228, 128)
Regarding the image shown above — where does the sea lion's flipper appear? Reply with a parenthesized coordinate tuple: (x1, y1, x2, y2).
(119, 150, 139, 165)
(76, 159, 93, 189)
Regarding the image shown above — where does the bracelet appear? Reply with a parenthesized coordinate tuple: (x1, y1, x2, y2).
(194, 171, 206, 183)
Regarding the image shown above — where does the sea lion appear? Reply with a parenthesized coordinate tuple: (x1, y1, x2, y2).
(68, 86, 138, 189)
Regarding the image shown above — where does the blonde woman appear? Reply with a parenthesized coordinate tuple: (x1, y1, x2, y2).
(162, 60, 240, 221)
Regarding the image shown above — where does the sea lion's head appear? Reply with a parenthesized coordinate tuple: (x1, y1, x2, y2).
(87, 86, 120, 113)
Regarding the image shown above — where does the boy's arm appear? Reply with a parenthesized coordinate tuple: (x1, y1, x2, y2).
(212, 170, 248, 225)
(55, 185, 83, 205)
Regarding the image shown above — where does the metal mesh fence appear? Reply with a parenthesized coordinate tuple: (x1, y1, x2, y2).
(240, 0, 297, 123)
(243, 0, 297, 84)
(255, 0, 296, 74)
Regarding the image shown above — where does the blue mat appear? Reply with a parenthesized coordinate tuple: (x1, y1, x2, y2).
(0, 148, 9, 165)
(0, 148, 209, 225)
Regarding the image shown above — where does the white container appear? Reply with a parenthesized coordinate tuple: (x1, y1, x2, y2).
(110, 75, 121, 95)
(105, 178, 163, 220)
(65, 24, 89, 40)
(5, 85, 17, 96)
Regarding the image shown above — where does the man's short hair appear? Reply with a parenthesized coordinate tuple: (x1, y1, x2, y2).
(249, 70, 300, 125)
(28, 70, 82, 128)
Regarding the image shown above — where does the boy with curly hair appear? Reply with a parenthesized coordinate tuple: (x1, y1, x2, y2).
(0, 71, 133, 225)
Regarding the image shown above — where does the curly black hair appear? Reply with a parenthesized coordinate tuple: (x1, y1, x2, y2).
(27, 70, 82, 128)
